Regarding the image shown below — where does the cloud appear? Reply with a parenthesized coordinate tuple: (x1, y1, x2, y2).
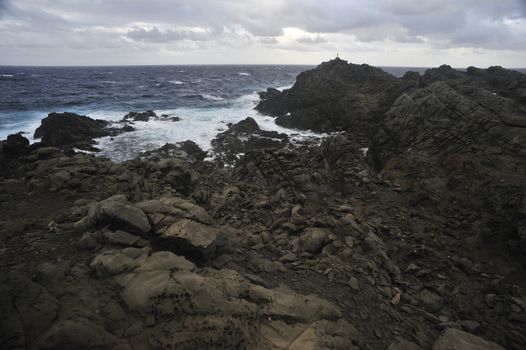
(297, 35, 328, 44)
(127, 26, 213, 43)
(0, 0, 525, 65)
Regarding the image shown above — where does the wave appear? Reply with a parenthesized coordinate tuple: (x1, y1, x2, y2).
(169, 80, 185, 85)
(201, 94, 225, 101)
(238, 72, 251, 76)
(0, 74, 14, 77)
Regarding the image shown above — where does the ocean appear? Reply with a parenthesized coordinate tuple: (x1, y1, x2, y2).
(1, 65, 523, 161)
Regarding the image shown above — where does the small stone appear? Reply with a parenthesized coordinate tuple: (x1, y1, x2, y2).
(485, 294, 496, 308)
(461, 320, 481, 334)
(416, 289, 443, 313)
(391, 290, 402, 305)
(280, 253, 297, 263)
(349, 276, 360, 290)
(438, 315, 449, 323)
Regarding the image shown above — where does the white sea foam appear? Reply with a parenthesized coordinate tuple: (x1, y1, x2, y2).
(0, 91, 322, 162)
(94, 91, 322, 162)
(238, 72, 251, 76)
(201, 94, 224, 101)
(0, 74, 14, 77)
(170, 80, 185, 85)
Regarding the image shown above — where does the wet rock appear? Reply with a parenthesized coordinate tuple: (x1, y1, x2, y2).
(122, 110, 157, 122)
(432, 328, 505, 350)
(211, 117, 289, 162)
(33, 112, 119, 150)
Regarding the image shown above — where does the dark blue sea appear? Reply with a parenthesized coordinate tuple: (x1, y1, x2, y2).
(1, 65, 523, 161)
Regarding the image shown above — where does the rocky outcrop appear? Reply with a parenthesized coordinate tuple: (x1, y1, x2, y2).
(211, 117, 289, 163)
(3, 62, 526, 350)
(33, 112, 127, 151)
(256, 57, 404, 133)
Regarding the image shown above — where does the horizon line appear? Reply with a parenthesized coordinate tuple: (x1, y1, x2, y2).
(1, 63, 524, 69)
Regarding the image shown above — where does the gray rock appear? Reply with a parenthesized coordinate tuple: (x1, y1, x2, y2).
(293, 228, 330, 254)
(37, 318, 119, 350)
(136, 251, 195, 272)
(388, 338, 423, 350)
(90, 250, 139, 277)
(432, 328, 504, 350)
(416, 289, 443, 313)
(75, 196, 151, 234)
(161, 218, 218, 258)
(104, 230, 142, 246)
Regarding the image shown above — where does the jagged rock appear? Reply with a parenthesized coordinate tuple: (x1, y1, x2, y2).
(33, 112, 112, 150)
(432, 328, 505, 350)
(256, 57, 404, 133)
(141, 141, 207, 162)
(137, 196, 214, 228)
(75, 195, 151, 234)
(2, 134, 30, 158)
(122, 110, 157, 122)
(211, 117, 289, 163)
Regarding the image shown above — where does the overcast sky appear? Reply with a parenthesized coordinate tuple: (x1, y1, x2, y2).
(1, 0, 525, 67)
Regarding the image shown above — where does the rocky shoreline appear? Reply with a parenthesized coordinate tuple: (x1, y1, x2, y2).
(1, 59, 525, 349)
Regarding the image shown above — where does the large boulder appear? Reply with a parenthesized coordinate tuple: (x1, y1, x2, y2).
(160, 218, 219, 257)
(137, 197, 220, 258)
(75, 195, 151, 234)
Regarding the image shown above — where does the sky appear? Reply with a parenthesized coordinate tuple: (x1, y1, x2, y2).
(0, 0, 525, 67)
